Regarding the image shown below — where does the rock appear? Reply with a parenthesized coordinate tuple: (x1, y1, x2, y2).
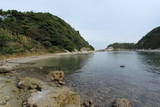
(49, 71, 64, 81)
(80, 47, 91, 52)
(64, 50, 70, 53)
(112, 98, 132, 107)
(0, 66, 12, 73)
(49, 71, 65, 85)
(120, 65, 125, 68)
(0, 95, 10, 105)
(82, 99, 94, 107)
(25, 85, 81, 107)
(0, 76, 25, 107)
(17, 77, 43, 91)
(58, 80, 65, 85)
(0, 75, 81, 107)
(73, 49, 79, 52)
(39, 67, 43, 70)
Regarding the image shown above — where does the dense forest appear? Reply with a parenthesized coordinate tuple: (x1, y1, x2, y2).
(107, 43, 135, 50)
(0, 10, 94, 54)
(136, 27, 160, 49)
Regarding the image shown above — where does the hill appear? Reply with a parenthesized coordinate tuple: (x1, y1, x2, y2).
(0, 10, 94, 55)
(107, 43, 135, 50)
(136, 27, 160, 49)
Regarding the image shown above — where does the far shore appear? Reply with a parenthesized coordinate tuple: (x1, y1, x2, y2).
(0, 51, 94, 70)
(97, 49, 160, 52)
(136, 49, 160, 52)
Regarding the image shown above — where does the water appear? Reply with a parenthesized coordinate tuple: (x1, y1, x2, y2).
(17, 51, 160, 107)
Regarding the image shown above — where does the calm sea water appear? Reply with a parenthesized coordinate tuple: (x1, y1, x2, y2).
(17, 51, 160, 107)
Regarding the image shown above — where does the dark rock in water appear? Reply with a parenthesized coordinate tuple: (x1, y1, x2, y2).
(120, 65, 125, 68)
(112, 98, 132, 107)
(82, 99, 94, 107)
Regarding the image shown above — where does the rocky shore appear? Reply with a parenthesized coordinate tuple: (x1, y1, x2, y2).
(0, 71, 81, 107)
(0, 52, 91, 107)
(0, 52, 133, 107)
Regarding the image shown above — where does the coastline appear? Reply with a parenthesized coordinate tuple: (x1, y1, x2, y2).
(136, 49, 160, 52)
(0, 51, 94, 107)
(97, 49, 160, 53)
(0, 51, 94, 71)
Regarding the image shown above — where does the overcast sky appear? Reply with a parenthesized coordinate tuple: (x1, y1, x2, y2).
(1, 0, 160, 49)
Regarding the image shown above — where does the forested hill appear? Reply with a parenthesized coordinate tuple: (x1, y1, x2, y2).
(107, 43, 135, 50)
(136, 27, 160, 49)
(0, 10, 94, 54)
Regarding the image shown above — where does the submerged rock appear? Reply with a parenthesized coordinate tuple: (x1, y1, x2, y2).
(112, 98, 132, 107)
(120, 65, 125, 68)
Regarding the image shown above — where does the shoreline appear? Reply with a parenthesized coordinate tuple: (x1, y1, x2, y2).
(0, 51, 94, 107)
(0, 51, 94, 71)
(136, 49, 160, 52)
(97, 49, 160, 53)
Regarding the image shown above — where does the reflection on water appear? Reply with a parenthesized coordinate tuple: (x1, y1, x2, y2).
(137, 52, 160, 74)
(17, 52, 160, 107)
(16, 54, 92, 80)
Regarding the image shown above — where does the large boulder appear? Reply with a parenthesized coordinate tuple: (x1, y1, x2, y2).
(49, 71, 65, 85)
(17, 77, 44, 91)
(112, 98, 132, 107)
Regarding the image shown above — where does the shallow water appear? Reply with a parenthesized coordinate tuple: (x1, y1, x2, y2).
(17, 51, 160, 107)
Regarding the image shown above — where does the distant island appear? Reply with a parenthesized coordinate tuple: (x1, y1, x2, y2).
(0, 10, 94, 56)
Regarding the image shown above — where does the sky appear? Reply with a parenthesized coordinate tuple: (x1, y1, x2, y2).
(0, 0, 160, 49)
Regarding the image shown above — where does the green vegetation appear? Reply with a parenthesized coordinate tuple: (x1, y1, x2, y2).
(107, 43, 135, 50)
(0, 29, 45, 54)
(0, 9, 94, 55)
(136, 27, 160, 49)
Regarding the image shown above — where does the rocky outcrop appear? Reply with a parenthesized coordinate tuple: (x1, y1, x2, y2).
(80, 47, 92, 52)
(21, 77, 81, 107)
(0, 76, 25, 107)
(112, 98, 132, 107)
(17, 77, 44, 91)
(49, 71, 65, 85)
(0, 75, 81, 107)
(26, 87, 80, 107)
